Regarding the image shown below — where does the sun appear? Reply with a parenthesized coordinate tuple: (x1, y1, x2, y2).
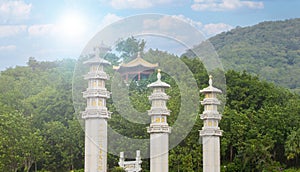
(56, 10, 87, 40)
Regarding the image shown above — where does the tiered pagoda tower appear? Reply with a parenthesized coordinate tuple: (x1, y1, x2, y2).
(147, 69, 171, 172)
(200, 75, 222, 172)
(82, 47, 112, 172)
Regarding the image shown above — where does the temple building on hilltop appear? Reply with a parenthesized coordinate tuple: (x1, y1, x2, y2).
(113, 52, 158, 82)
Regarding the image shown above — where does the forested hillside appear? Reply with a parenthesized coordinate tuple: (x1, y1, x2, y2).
(0, 52, 299, 171)
(192, 18, 300, 94)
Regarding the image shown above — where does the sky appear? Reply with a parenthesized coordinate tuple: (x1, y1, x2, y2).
(0, 0, 299, 71)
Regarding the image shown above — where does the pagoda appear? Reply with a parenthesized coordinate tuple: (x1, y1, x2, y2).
(199, 75, 223, 172)
(82, 46, 112, 172)
(147, 69, 171, 172)
(113, 52, 158, 82)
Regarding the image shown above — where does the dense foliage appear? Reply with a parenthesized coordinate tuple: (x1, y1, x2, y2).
(0, 59, 84, 172)
(192, 18, 300, 94)
(0, 54, 299, 171)
(1, 35, 300, 171)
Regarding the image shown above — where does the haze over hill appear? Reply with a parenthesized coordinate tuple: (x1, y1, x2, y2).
(190, 18, 300, 94)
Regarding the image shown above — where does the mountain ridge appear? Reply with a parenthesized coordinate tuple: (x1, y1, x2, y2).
(193, 18, 300, 94)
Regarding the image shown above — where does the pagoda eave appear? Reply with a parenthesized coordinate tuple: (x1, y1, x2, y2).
(116, 65, 156, 73)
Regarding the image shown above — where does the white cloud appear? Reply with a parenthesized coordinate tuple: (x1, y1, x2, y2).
(1, 23, 76, 38)
(173, 15, 203, 30)
(191, 0, 264, 11)
(110, 0, 172, 9)
(143, 15, 233, 37)
(175, 15, 233, 37)
(98, 13, 122, 29)
(0, 45, 16, 51)
(0, 0, 32, 22)
(203, 23, 233, 36)
(0, 25, 27, 37)
(143, 16, 185, 31)
(28, 24, 55, 37)
(110, 0, 151, 9)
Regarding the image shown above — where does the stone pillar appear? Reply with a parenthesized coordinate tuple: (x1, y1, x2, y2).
(82, 47, 111, 172)
(135, 150, 142, 171)
(147, 69, 171, 172)
(199, 75, 222, 172)
(119, 152, 125, 168)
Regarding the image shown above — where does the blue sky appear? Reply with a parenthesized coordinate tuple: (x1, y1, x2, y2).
(0, 0, 299, 71)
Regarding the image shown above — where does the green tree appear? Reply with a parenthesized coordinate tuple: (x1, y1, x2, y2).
(116, 36, 146, 62)
(110, 166, 126, 172)
(0, 107, 44, 172)
(285, 128, 300, 166)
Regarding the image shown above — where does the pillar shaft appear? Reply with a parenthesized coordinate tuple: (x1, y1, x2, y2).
(150, 133, 169, 172)
(202, 136, 220, 172)
(85, 119, 108, 171)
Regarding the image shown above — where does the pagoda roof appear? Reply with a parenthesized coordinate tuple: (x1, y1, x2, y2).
(147, 69, 170, 88)
(84, 44, 111, 65)
(83, 57, 111, 65)
(200, 75, 222, 93)
(113, 52, 158, 70)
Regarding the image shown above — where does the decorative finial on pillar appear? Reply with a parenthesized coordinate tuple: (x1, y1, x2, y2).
(137, 51, 141, 58)
(209, 75, 213, 87)
(157, 69, 161, 81)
